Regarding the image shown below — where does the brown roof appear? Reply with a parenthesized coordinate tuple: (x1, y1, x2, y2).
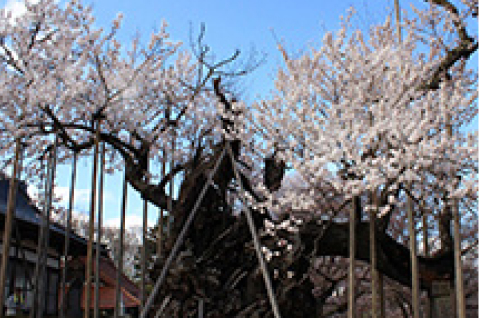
(69, 256, 141, 309)
(81, 286, 140, 309)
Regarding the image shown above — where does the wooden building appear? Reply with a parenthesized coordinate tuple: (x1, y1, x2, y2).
(64, 256, 140, 317)
(0, 176, 140, 317)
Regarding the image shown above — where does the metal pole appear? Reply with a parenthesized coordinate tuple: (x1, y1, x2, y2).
(94, 142, 106, 317)
(85, 122, 101, 318)
(114, 166, 128, 317)
(0, 138, 22, 315)
(226, 144, 281, 318)
(348, 197, 357, 318)
(60, 152, 78, 317)
(140, 148, 227, 317)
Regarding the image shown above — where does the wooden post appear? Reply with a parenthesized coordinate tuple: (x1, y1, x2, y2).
(0, 139, 22, 315)
(30, 154, 50, 317)
(114, 167, 128, 317)
(445, 86, 465, 317)
(226, 144, 281, 318)
(41, 136, 58, 317)
(31, 135, 58, 318)
(422, 213, 431, 317)
(407, 187, 420, 318)
(167, 134, 175, 237)
(85, 122, 101, 318)
(94, 142, 106, 317)
(141, 158, 149, 310)
(370, 198, 379, 317)
(198, 298, 204, 318)
(157, 149, 167, 256)
(60, 152, 78, 317)
(348, 197, 357, 318)
(378, 273, 386, 317)
(453, 201, 466, 317)
(141, 148, 227, 317)
(157, 208, 164, 257)
(395, 1, 421, 316)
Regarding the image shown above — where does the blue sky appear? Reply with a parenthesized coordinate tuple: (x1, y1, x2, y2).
(1, 0, 477, 229)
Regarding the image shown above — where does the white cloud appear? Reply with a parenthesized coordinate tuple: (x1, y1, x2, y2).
(104, 213, 157, 229)
(55, 186, 92, 206)
(28, 184, 93, 208)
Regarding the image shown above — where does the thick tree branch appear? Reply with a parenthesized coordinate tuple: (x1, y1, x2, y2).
(421, 0, 478, 90)
(300, 220, 454, 290)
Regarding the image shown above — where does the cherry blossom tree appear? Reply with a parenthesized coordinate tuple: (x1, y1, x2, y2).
(232, 0, 477, 316)
(0, 0, 477, 317)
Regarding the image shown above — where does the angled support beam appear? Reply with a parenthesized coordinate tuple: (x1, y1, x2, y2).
(0, 138, 22, 316)
(226, 143, 281, 318)
(140, 147, 227, 317)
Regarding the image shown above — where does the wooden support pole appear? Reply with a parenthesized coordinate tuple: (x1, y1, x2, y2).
(422, 213, 431, 317)
(198, 298, 204, 318)
(141, 199, 148, 307)
(114, 166, 128, 317)
(94, 142, 106, 318)
(167, 134, 175, 237)
(60, 152, 78, 317)
(30, 135, 58, 318)
(141, 198, 148, 309)
(226, 144, 281, 318)
(453, 201, 466, 317)
(154, 295, 171, 318)
(141, 148, 227, 317)
(378, 273, 386, 317)
(370, 201, 379, 317)
(85, 122, 101, 318)
(157, 208, 164, 257)
(407, 187, 420, 318)
(348, 197, 357, 318)
(0, 139, 22, 315)
(30, 154, 50, 317)
(157, 149, 166, 256)
(141, 158, 149, 310)
(39, 136, 58, 317)
(445, 88, 465, 317)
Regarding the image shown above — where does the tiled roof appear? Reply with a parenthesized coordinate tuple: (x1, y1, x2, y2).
(75, 256, 141, 309)
(81, 286, 140, 309)
(1, 177, 108, 256)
